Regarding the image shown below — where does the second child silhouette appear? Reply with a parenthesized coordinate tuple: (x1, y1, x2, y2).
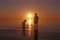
(22, 19, 26, 36)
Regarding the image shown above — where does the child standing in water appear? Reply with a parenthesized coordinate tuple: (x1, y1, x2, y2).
(22, 19, 26, 36)
(34, 13, 39, 40)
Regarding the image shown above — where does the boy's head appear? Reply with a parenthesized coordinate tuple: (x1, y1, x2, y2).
(24, 19, 26, 22)
(35, 13, 37, 16)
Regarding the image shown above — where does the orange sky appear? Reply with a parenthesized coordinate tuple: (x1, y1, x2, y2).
(0, 0, 60, 26)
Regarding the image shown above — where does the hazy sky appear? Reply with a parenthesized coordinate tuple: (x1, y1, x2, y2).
(0, 0, 60, 29)
(0, 0, 60, 18)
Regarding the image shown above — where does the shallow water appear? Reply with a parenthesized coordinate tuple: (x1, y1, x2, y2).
(0, 25, 60, 40)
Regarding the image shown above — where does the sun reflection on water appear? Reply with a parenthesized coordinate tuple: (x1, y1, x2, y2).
(29, 25, 32, 36)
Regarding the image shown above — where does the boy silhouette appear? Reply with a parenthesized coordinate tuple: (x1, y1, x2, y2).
(34, 13, 39, 40)
(22, 19, 26, 36)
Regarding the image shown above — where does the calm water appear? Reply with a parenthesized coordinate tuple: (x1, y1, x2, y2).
(0, 25, 60, 40)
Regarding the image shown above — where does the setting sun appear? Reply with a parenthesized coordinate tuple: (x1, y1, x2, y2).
(28, 13, 32, 18)
(27, 13, 33, 25)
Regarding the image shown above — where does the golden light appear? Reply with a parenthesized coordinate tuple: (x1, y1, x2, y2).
(27, 13, 33, 25)
(27, 13, 33, 36)
(28, 13, 32, 18)
(28, 19, 32, 25)
(28, 19, 32, 36)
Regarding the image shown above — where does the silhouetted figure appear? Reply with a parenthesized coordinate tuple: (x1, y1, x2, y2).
(34, 13, 39, 40)
(22, 19, 26, 36)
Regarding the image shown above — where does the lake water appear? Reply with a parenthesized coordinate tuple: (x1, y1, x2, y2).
(0, 25, 60, 40)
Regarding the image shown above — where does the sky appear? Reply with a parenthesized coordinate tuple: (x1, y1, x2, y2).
(0, 0, 60, 26)
(0, 0, 60, 17)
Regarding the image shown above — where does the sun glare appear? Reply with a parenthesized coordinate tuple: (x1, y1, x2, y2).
(28, 13, 32, 18)
(27, 13, 33, 25)
(28, 19, 32, 25)
(27, 13, 33, 36)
